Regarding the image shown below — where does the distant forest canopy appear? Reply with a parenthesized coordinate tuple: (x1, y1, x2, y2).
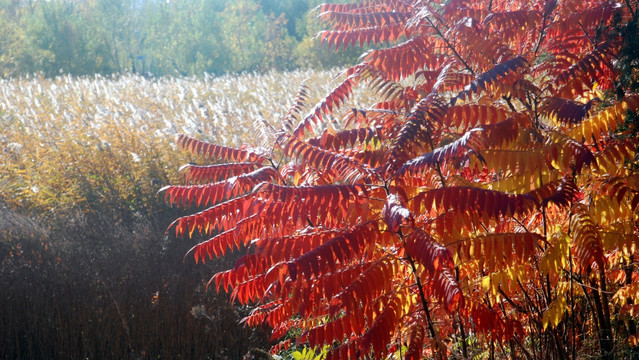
(0, 0, 359, 77)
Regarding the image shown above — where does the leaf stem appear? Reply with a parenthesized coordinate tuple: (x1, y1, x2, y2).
(427, 135, 447, 188)
(568, 212, 576, 360)
(516, 279, 543, 318)
(454, 267, 468, 358)
(498, 288, 528, 314)
(625, 0, 637, 19)
(409, 258, 437, 337)
(533, 7, 551, 59)
(403, 245, 438, 340)
(577, 20, 596, 46)
(421, 13, 475, 75)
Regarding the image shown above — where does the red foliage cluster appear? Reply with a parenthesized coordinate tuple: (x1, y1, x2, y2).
(164, 0, 639, 358)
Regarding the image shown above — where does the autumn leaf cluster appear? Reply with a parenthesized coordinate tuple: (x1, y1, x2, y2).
(166, 0, 639, 358)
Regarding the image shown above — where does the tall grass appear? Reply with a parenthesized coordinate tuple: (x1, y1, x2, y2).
(0, 69, 373, 359)
(0, 69, 371, 214)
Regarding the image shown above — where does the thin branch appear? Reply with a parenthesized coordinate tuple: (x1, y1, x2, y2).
(512, 334, 535, 360)
(426, 133, 447, 188)
(533, 7, 552, 59)
(517, 279, 543, 318)
(406, 253, 438, 339)
(397, 225, 439, 344)
(561, 270, 615, 294)
(624, 0, 637, 19)
(498, 288, 528, 314)
(512, 216, 531, 233)
(577, 20, 596, 46)
(454, 267, 468, 359)
(503, 95, 517, 112)
(421, 13, 475, 75)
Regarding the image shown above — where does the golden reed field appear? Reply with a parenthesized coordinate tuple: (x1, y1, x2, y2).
(0, 69, 372, 214)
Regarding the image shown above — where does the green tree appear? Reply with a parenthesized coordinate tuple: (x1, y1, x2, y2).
(0, 0, 351, 77)
(219, 0, 275, 72)
(0, 8, 50, 77)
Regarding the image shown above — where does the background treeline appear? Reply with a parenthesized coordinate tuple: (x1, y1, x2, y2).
(0, 0, 358, 78)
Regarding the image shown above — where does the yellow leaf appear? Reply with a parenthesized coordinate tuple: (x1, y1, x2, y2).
(293, 171, 302, 186)
(569, 96, 639, 143)
(613, 283, 639, 306)
(540, 232, 570, 275)
(482, 276, 492, 294)
(601, 232, 638, 255)
(543, 294, 568, 330)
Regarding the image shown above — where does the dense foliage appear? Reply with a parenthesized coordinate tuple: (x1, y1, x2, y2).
(166, 0, 639, 358)
(0, 0, 358, 77)
(0, 69, 372, 358)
